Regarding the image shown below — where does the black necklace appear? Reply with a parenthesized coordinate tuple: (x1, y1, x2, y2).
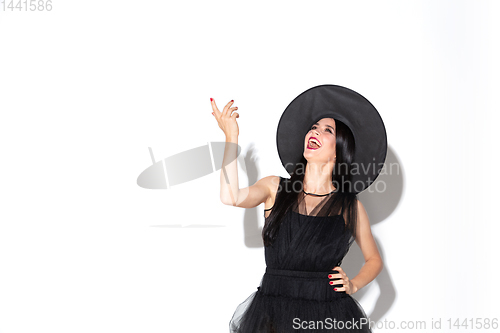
(302, 188, 337, 197)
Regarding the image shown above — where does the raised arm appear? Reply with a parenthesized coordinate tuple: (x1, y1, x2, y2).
(210, 98, 277, 209)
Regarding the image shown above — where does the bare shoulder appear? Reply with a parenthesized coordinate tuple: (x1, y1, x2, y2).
(263, 175, 282, 210)
(341, 197, 369, 228)
(356, 199, 370, 225)
(261, 175, 281, 198)
(353, 198, 373, 242)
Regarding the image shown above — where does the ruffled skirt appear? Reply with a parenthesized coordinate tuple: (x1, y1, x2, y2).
(229, 268, 372, 333)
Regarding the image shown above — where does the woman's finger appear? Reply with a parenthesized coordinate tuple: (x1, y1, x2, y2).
(223, 100, 235, 117)
(329, 275, 343, 285)
(333, 266, 345, 274)
(328, 273, 342, 280)
(211, 99, 223, 118)
(210, 98, 219, 111)
(333, 281, 345, 291)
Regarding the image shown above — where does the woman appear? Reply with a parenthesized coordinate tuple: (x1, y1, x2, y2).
(211, 85, 386, 332)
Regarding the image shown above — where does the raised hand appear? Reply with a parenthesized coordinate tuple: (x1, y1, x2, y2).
(210, 98, 240, 139)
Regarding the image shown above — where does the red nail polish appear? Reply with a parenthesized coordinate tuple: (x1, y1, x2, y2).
(328, 275, 332, 278)
(329, 281, 333, 285)
(334, 288, 337, 291)
(230, 100, 234, 102)
(210, 98, 213, 101)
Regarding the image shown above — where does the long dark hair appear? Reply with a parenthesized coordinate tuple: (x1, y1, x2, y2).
(262, 119, 359, 247)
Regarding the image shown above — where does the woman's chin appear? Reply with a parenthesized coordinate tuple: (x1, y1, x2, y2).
(303, 149, 320, 160)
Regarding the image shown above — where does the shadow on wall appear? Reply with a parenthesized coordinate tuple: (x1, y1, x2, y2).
(138, 141, 403, 323)
(242, 145, 403, 324)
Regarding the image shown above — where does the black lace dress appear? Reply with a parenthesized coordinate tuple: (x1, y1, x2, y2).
(229, 177, 372, 332)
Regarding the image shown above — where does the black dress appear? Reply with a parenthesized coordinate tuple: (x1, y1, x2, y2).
(229, 176, 372, 332)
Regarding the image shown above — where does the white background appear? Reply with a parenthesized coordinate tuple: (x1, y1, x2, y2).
(1, 1, 498, 332)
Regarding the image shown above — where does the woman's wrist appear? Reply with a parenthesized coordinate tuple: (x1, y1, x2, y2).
(226, 134, 238, 142)
(350, 279, 359, 294)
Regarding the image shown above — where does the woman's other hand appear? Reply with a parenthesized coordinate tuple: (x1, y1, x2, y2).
(210, 98, 239, 139)
(328, 266, 358, 295)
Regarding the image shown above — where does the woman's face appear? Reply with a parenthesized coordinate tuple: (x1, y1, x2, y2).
(303, 118, 336, 162)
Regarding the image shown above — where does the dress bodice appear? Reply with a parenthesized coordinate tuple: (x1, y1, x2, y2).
(263, 176, 354, 271)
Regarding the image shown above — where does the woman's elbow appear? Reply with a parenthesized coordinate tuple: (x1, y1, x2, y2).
(373, 257, 384, 274)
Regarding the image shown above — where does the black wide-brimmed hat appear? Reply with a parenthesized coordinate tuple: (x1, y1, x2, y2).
(276, 84, 387, 193)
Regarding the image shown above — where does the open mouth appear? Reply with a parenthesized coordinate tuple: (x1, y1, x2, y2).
(307, 137, 321, 149)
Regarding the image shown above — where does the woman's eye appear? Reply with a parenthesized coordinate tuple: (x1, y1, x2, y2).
(311, 125, 333, 134)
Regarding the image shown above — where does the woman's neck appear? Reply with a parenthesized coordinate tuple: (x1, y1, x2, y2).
(303, 169, 335, 194)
